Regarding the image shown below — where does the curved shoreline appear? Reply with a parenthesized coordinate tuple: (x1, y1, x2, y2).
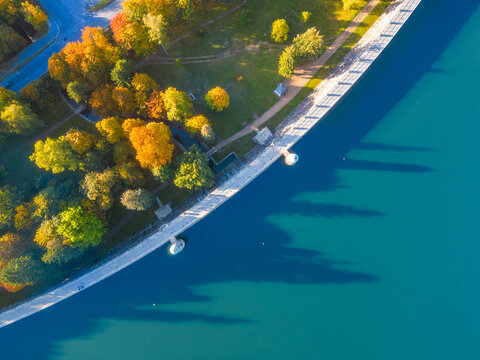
(0, 0, 422, 329)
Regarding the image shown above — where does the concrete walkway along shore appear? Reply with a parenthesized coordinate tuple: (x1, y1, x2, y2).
(0, 0, 422, 329)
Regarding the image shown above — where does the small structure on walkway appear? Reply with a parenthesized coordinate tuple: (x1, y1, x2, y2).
(274, 83, 287, 98)
(168, 237, 185, 255)
(253, 127, 273, 145)
(282, 150, 299, 166)
(154, 198, 173, 220)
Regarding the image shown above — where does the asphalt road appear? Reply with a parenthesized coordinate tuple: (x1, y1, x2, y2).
(0, 0, 124, 92)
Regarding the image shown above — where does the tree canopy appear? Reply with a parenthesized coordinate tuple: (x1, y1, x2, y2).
(293, 27, 323, 60)
(185, 115, 210, 134)
(205, 87, 229, 112)
(30, 137, 80, 174)
(0, 256, 42, 287)
(174, 146, 214, 191)
(129, 122, 174, 169)
(278, 45, 296, 77)
(271, 19, 289, 43)
(162, 87, 193, 122)
(120, 188, 155, 210)
(57, 206, 107, 248)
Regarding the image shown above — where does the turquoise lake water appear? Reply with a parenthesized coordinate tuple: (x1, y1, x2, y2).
(1, 0, 480, 358)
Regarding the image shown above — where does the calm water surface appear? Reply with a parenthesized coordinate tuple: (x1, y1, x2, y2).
(1, 0, 480, 358)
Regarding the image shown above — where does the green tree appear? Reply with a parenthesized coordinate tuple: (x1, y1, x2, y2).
(132, 73, 158, 111)
(0, 186, 21, 230)
(161, 87, 193, 122)
(67, 81, 89, 104)
(0, 256, 41, 287)
(123, 20, 155, 56)
(57, 206, 107, 248)
(30, 137, 80, 173)
(293, 27, 323, 60)
(151, 164, 174, 183)
(41, 245, 84, 265)
(34, 217, 63, 249)
(65, 129, 94, 155)
(174, 145, 214, 190)
(201, 124, 215, 143)
(95, 117, 125, 144)
(111, 59, 134, 87)
(0, 233, 24, 267)
(0, 25, 26, 62)
(142, 13, 169, 46)
(120, 188, 155, 210)
(21, 1, 47, 32)
(113, 141, 135, 164)
(175, 0, 194, 20)
(19, 77, 57, 111)
(81, 168, 119, 210)
(0, 86, 17, 112)
(271, 19, 289, 43)
(116, 163, 145, 187)
(278, 45, 296, 77)
(0, 101, 43, 135)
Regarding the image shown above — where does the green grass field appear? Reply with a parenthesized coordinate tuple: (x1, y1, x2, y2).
(210, 0, 392, 162)
(0, 95, 74, 184)
(142, 0, 368, 146)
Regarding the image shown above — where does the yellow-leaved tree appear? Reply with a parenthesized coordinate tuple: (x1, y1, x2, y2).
(129, 122, 174, 168)
(205, 87, 229, 112)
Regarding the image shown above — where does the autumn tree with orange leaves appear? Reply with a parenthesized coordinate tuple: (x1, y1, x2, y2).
(128, 122, 174, 169)
(48, 27, 120, 87)
(146, 90, 166, 120)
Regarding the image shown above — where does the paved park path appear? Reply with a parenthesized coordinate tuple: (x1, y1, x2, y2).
(207, 0, 381, 156)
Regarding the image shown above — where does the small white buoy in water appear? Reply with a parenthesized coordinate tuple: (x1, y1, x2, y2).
(342, 157, 346, 160)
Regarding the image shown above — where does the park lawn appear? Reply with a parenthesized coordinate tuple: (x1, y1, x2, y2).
(212, 0, 392, 162)
(142, 0, 366, 143)
(143, 48, 282, 139)
(0, 94, 74, 184)
(49, 115, 96, 137)
(166, 0, 365, 58)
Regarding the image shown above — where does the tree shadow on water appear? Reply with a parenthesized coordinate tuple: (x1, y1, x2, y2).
(1, 0, 479, 358)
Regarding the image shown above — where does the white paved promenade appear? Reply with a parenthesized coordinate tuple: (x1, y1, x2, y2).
(0, 0, 422, 328)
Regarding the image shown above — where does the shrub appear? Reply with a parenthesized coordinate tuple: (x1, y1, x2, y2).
(201, 124, 215, 143)
(301, 11, 311, 23)
(278, 45, 296, 77)
(120, 188, 155, 211)
(152, 165, 174, 183)
(271, 19, 289, 43)
(293, 27, 323, 60)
